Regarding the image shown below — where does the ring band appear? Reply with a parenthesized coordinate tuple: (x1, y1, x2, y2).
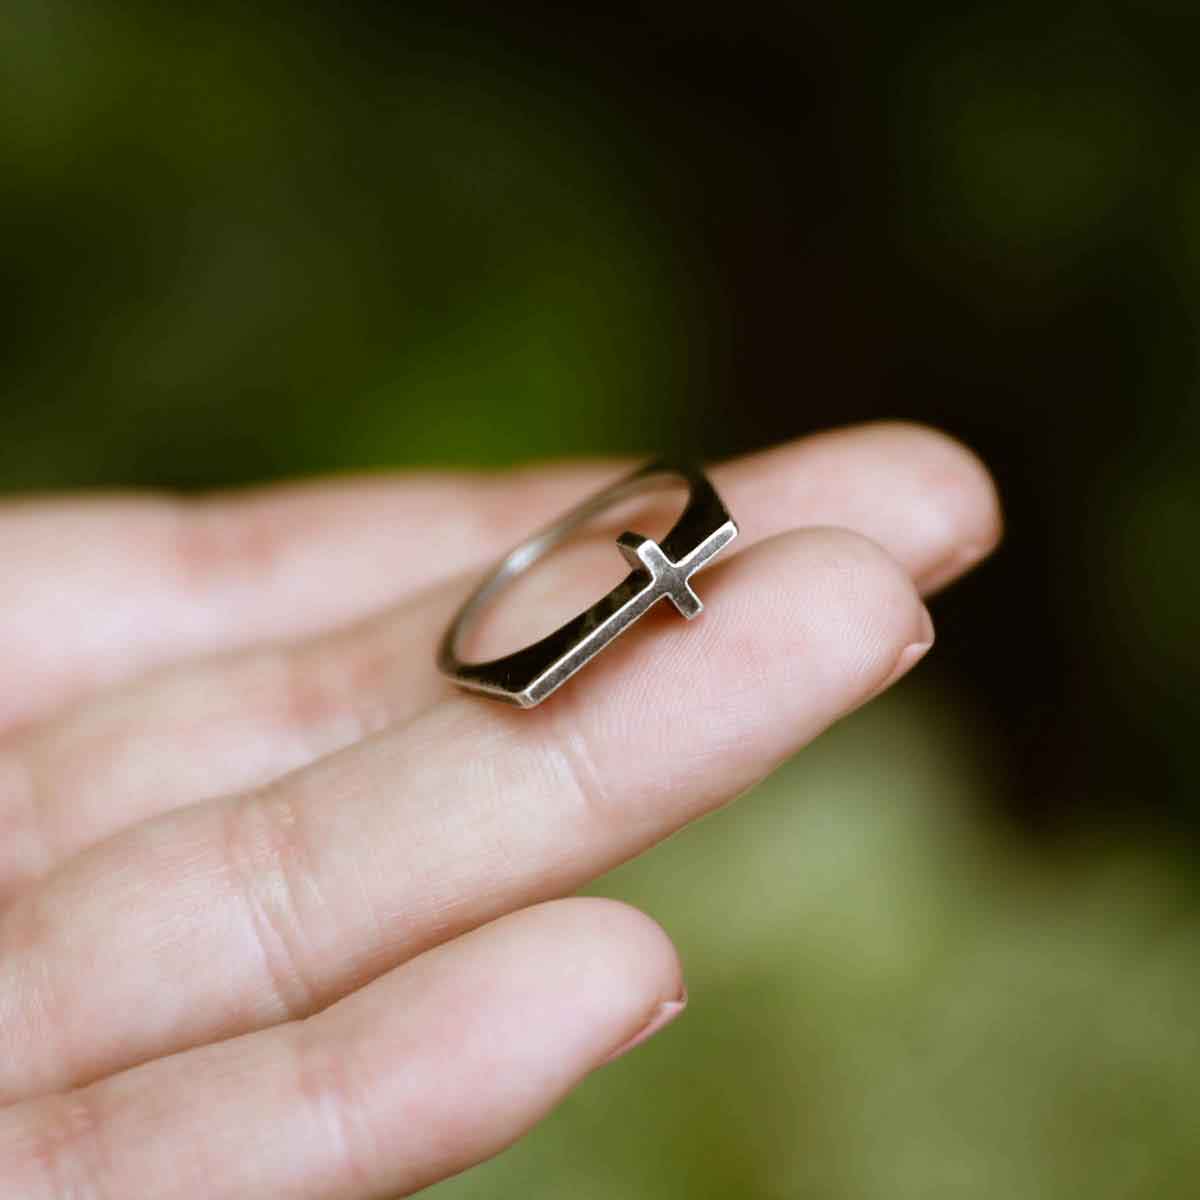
(437, 459, 738, 707)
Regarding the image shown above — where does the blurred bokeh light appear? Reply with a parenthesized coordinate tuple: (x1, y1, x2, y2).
(3, 2, 1198, 1195)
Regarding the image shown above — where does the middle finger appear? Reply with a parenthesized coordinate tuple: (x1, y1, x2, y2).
(0, 424, 998, 900)
(0, 525, 930, 1103)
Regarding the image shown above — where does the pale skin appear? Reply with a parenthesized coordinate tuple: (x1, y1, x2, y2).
(0, 422, 1001, 1198)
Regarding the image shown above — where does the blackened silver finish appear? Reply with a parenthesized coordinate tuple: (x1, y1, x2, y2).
(437, 460, 738, 707)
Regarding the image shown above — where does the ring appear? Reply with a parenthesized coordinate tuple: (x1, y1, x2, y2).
(437, 459, 739, 707)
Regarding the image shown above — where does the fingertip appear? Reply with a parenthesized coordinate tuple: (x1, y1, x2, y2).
(522, 897, 686, 1047)
(716, 525, 932, 707)
(864, 422, 1003, 591)
(726, 421, 1002, 594)
(544, 898, 687, 1069)
(543, 524, 934, 831)
(353, 898, 685, 1180)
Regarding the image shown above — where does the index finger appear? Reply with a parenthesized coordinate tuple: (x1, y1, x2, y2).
(0, 422, 998, 729)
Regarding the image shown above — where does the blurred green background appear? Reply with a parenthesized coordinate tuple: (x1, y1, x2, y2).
(3, 1, 1199, 1195)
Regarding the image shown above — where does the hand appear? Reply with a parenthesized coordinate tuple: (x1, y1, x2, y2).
(0, 423, 999, 1199)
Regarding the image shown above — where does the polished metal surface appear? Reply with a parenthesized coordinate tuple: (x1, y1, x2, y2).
(437, 460, 738, 707)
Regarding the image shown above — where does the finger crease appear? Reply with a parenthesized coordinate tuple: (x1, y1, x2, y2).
(0, 746, 52, 904)
(292, 1020, 380, 1194)
(542, 698, 611, 831)
(223, 790, 322, 1024)
(33, 1087, 114, 1200)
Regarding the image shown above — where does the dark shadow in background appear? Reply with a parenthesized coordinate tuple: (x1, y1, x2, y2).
(2, 0, 1197, 839)
(405, 0, 1200, 839)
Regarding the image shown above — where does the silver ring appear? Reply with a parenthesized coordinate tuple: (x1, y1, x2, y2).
(437, 459, 738, 707)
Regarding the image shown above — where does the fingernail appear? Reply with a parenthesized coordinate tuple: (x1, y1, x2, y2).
(918, 541, 987, 594)
(887, 638, 934, 687)
(602, 990, 688, 1065)
(869, 609, 935, 699)
(917, 602, 935, 646)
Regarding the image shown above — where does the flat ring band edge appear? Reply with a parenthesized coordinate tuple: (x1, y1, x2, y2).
(436, 460, 738, 708)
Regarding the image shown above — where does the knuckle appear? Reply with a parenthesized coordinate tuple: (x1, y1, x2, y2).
(222, 788, 321, 1022)
(235, 639, 387, 774)
(0, 746, 45, 904)
(536, 697, 615, 829)
(170, 493, 291, 594)
(291, 1022, 379, 1195)
(289, 631, 394, 749)
(273, 645, 362, 755)
(28, 1088, 113, 1200)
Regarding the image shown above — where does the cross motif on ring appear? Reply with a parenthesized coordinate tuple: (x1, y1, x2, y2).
(615, 530, 717, 619)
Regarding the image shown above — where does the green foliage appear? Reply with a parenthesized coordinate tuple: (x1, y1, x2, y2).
(434, 690, 1200, 1199)
(0, 1, 687, 489)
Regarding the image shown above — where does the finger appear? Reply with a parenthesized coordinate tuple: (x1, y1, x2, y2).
(0, 422, 999, 894)
(0, 898, 683, 1200)
(0, 421, 997, 729)
(0, 527, 928, 1101)
(0, 468, 608, 732)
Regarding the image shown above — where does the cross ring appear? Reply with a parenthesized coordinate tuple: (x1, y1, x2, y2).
(437, 459, 738, 707)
